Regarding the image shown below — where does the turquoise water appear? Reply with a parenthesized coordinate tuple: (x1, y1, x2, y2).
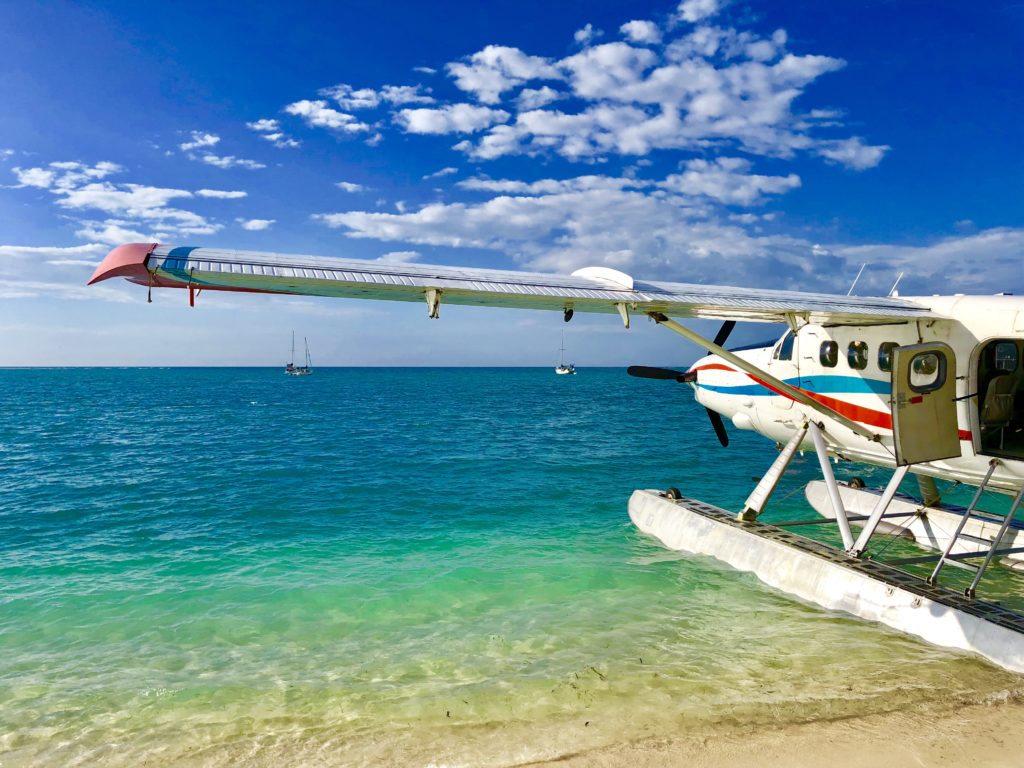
(1, 368, 1020, 766)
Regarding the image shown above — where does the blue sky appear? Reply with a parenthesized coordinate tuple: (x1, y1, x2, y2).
(1, 0, 1022, 366)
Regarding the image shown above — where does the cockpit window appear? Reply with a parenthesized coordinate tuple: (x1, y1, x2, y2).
(774, 331, 795, 361)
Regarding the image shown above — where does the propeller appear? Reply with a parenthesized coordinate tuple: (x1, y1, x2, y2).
(706, 408, 729, 447)
(627, 319, 736, 447)
(626, 365, 690, 382)
(713, 320, 736, 348)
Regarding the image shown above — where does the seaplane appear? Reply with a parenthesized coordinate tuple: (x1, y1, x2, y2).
(90, 243, 1024, 672)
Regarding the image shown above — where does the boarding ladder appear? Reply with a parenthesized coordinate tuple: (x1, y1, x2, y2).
(927, 459, 1024, 597)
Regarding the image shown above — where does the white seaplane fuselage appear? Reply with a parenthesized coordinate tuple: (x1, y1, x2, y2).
(689, 295, 1024, 493)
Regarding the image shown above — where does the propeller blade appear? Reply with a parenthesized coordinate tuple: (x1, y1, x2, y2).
(706, 408, 730, 447)
(712, 320, 736, 348)
(627, 365, 687, 382)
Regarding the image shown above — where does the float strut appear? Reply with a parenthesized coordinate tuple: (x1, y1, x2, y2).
(739, 423, 808, 521)
(849, 465, 910, 556)
(808, 421, 855, 550)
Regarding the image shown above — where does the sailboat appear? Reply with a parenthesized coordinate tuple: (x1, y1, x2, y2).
(285, 332, 313, 376)
(555, 332, 576, 375)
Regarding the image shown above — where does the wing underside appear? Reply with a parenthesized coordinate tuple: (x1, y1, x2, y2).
(89, 243, 935, 325)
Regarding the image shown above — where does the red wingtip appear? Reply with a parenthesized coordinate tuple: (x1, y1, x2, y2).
(88, 243, 158, 285)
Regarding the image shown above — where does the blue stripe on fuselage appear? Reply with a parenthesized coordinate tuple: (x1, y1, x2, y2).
(696, 374, 890, 396)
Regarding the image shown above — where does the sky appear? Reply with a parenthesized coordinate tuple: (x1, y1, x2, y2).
(1, 0, 1022, 366)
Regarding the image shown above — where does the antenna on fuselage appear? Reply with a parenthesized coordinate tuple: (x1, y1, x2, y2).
(846, 263, 867, 296)
(888, 272, 905, 297)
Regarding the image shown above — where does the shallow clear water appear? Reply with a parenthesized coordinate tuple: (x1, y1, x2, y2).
(1, 368, 1020, 766)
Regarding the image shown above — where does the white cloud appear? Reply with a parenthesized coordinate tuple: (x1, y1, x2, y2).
(376, 250, 420, 263)
(817, 136, 890, 170)
(457, 175, 644, 195)
(12, 160, 122, 191)
(321, 84, 381, 110)
(561, 42, 658, 100)
(677, 0, 723, 24)
(0, 243, 106, 259)
(380, 85, 435, 105)
(314, 181, 826, 288)
(179, 131, 220, 151)
(0, 278, 138, 303)
(46, 258, 102, 267)
(829, 228, 1024, 295)
(12, 166, 55, 188)
(247, 118, 301, 148)
(620, 20, 662, 45)
(446, 45, 561, 104)
(284, 99, 372, 133)
(336, 181, 366, 192)
(58, 182, 193, 214)
(247, 118, 280, 132)
(196, 189, 248, 199)
(516, 86, 561, 110)
(423, 166, 459, 180)
(199, 154, 266, 170)
(413, 66, 437, 75)
(74, 220, 159, 245)
(237, 218, 275, 231)
(0, 149, 14, 160)
(660, 157, 800, 205)
(574, 24, 601, 46)
(396, 104, 510, 135)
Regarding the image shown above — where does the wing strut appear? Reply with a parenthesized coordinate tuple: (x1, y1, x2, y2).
(647, 312, 879, 441)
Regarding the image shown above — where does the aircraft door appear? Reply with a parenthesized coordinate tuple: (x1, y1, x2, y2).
(891, 342, 961, 465)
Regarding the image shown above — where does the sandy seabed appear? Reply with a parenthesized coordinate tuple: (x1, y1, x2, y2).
(529, 697, 1024, 768)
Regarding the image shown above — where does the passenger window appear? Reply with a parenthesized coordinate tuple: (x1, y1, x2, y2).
(819, 341, 838, 367)
(775, 331, 795, 361)
(910, 352, 945, 392)
(848, 341, 868, 370)
(994, 342, 1018, 372)
(878, 342, 899, 373)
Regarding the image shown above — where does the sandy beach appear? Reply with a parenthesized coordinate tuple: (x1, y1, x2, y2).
(533, 695, 1024, 768)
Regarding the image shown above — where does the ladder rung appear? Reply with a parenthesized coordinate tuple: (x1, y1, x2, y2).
(959, 533, 996, 546)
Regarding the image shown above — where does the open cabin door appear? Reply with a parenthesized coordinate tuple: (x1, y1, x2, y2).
(891, 342, 962, 466)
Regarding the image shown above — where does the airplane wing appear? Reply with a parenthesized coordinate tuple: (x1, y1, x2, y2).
(89, 243, 934, 325)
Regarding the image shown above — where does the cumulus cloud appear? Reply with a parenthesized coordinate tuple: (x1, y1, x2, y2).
(196, 189, 248, 199)
(423, 166, 459, 180)
(574, 24, 601, 46)
(396, 104, 510, 135)
(8, 160, 223, 246)
(677, 0, 723, 24)
(237, 218, 275, 231)
(247, 118, 301, 148)
(516, 86, 561, 110)
(179, 131, 220, 151)
(284, 99, 373, 134)
(199, 154, 266, 170)
(660, 157, 801, 205)
(817, 136, 890, 170)
(446, 46, 561, 103)
(620, 20, 662, 45)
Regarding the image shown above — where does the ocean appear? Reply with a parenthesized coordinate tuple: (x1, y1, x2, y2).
(1, 367, 1020, 766)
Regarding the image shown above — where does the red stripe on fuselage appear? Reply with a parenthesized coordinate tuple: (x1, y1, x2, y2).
(693, 363, 974, 441)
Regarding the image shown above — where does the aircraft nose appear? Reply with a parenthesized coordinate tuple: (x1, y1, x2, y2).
(685, 353, 719, 383)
